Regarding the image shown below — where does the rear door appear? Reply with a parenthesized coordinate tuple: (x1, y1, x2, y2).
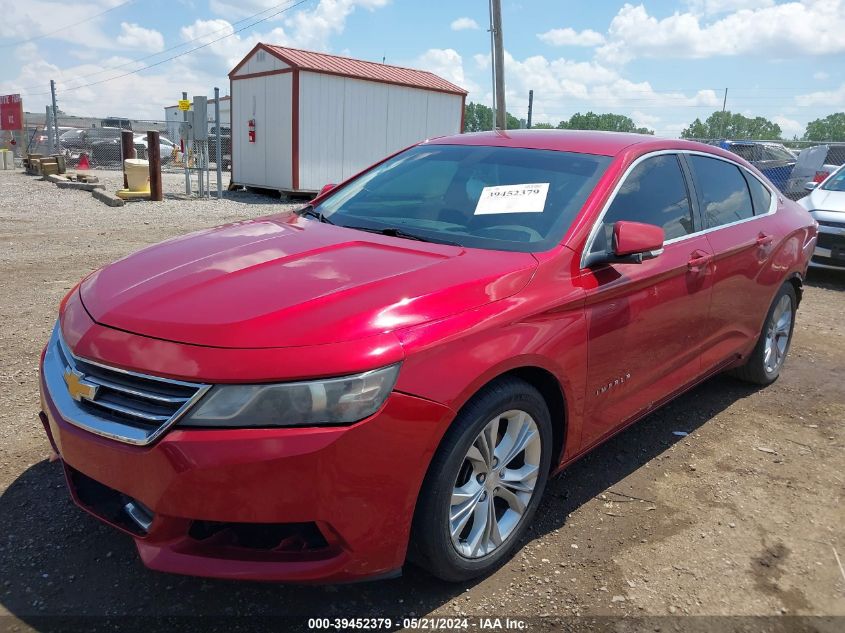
(579, 153, 714, 449)
(685, 154, 778, 372)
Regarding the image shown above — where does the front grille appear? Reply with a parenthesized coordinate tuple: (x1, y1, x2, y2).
(817, 219, 845, 229)
(43, 323, 209, 445)
(812, 254, 845, 268)
(817, 232, 845, 250)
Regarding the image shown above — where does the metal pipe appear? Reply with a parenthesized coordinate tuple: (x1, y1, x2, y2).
(183, 91, 190, 195)
(214, 87, 222, 199)
(147, 130, 162, 202)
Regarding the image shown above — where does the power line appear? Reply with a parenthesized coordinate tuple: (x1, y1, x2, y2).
(1, 0, 137, 48)
(21, 0, 310, 97)
(16, 0, 297, 93)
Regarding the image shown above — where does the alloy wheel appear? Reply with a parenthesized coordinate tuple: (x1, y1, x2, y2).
(764, 294, 793, 374)
(449, 409, 542, 559)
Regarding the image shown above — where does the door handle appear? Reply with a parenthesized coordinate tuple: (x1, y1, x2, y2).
(756, 233, 774, 247)
(687, 251, 712, 271)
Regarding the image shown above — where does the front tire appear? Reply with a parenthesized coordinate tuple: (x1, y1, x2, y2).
(732, 283, 797, 385)
(410, 377, 552, 582)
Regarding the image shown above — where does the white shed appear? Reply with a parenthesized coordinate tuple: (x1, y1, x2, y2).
(228, 44, 467, 193)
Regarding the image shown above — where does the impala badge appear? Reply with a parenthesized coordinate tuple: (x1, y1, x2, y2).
(596, 372, 632, 396)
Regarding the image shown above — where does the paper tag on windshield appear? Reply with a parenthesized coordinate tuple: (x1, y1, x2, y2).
(474, 183, 550, 215)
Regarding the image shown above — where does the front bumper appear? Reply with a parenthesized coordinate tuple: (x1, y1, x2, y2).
(809, 212, 845, 270)
(39, 350, 454, 583)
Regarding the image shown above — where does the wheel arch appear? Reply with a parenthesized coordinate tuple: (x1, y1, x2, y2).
(786, 272, 803, 307)
(447, 364, 569, 470)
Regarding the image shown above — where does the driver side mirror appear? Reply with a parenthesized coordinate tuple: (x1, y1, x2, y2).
(318, 183, 337, 197)
(585, 220, 664, 267)
(804, 181, 818, 191)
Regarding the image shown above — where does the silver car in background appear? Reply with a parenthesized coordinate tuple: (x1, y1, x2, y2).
(800, 165, 845, 270)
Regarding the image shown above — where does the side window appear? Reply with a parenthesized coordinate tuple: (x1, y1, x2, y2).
(591, 154, 693, 253)
(688, 155, 754, 228)
(744, 173, 773, 215)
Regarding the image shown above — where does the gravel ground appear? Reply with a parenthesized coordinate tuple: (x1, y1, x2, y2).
(0, 169, 843, 632)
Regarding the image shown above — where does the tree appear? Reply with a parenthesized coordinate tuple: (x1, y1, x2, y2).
(556, 111, 653, 135)
(530, 122, 555, 129)
(804, 113, 845, 141)
(680, 110, 781, 140)
(463, 102, 493, 132)
(463, 102, 529, 131)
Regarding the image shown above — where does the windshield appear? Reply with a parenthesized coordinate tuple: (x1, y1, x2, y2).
(314, 144, 611, 252)
(822, 165, 845, 192)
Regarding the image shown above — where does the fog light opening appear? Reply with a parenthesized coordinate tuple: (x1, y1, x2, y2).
(188, 520, 329, 552)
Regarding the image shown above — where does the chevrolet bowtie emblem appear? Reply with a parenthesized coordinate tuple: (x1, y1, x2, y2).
(63, 368, 99, 402)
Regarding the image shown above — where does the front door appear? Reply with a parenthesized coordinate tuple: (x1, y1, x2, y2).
(578, 153, 714, 449)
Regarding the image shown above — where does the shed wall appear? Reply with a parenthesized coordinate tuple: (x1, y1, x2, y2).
(297, 72, 463, 192)
(232, 72, 292, 189)
(233, 49, 290, 77)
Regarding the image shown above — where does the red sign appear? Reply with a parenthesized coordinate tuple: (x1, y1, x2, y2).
(1, 94, 23, 131)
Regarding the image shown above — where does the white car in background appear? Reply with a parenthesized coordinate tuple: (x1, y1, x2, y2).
(801, 165, 845, 270)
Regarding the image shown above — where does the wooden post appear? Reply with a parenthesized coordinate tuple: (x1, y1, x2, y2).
(147, 131, 162, 201)
(121, 129, 135, 189)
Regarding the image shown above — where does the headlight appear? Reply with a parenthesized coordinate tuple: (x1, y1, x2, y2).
(178, 364, 400, 428)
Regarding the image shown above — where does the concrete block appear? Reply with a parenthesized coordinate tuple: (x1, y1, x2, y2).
(92, 189, 125, 207)
(55, 180, 105, 191)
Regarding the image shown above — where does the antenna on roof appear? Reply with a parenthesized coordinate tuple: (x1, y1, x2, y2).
(382, 55, 386, 64)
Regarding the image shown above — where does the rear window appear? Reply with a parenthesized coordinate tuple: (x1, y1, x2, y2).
(761, 145, 795, 162)
(688, 155, 754, 228)
(744, 173, 773, 215)
(825, 146, 845, 166)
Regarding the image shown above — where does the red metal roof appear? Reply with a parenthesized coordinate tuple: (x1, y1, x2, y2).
(257, 45, 467, 96)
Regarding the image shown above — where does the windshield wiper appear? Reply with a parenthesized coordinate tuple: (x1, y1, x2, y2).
(297, 204, 334, 224)
(342, 225, 462, 247)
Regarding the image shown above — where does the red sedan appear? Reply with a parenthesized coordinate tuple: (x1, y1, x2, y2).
(39, 130, 816, 582)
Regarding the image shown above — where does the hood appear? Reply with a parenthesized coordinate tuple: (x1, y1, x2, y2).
(79, 214, 537, 349)
(803, 187, 845, 213)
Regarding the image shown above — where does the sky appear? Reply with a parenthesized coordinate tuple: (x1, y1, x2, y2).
(1, 0, 843, 138)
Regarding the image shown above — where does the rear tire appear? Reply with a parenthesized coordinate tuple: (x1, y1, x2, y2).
(410, 377, 552, 582)
(731, 283, 797, 385)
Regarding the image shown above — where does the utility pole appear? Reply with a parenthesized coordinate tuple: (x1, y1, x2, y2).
(49, 80, 59, 153)
(719, 88, 728, 139)
(487, 0, 496, 128)
(490, 0, 506, 130)
(527, 90, 534, 129)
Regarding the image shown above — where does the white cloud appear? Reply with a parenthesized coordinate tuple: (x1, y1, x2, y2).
(281, 0, 390, 51)
(413, 48, 479, 95)
(813, 70, 829, 80)
(773, 114, 803, 137)
(4, 0, 116, 48)
(451, 17, 480, 31)
(487, 50, 720, 130)
(116, 22, 165, 52)
(537, 27, 605, 47)
(795, 83, 845, 107)
(597, 1, 845, 65)
(631, 110, 661, 128)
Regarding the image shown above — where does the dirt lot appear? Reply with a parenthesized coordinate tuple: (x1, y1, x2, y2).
(0, 169, 843, 631)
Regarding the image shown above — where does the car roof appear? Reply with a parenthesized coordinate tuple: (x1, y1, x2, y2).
(427, 129, 730, 158)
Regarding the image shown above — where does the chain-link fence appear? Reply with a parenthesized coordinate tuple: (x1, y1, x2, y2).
(20, 118, 231, 177)
(687, 139, 845, 201)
